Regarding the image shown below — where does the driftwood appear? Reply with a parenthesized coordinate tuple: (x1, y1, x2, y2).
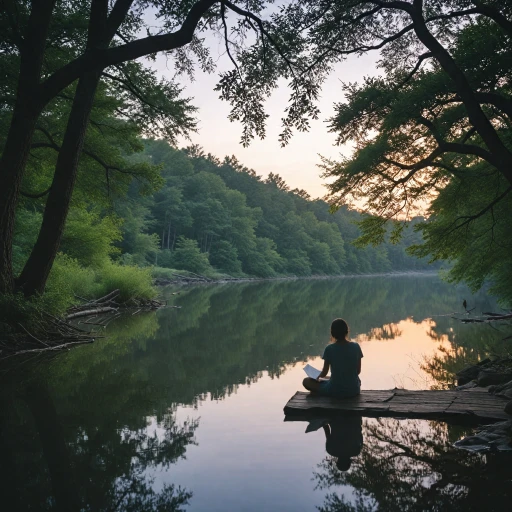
(90, 288, 119, 304)
(66, 307, 118, 320)
(66, 290, 165, 321)
(4, 339, 94, 357)
(0, 313, 103, 359)
(451, 310, 512, 324)
(1, 290, 167, 358)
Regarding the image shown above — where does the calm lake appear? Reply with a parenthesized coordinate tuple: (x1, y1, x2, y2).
(1, 274, 511, 511)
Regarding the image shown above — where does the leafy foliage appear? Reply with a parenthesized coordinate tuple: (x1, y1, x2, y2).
(132, 140, 434, 279)
(283, 5, 512, 305)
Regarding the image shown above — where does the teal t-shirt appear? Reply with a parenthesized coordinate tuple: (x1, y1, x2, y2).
(321, 341, 363, 397)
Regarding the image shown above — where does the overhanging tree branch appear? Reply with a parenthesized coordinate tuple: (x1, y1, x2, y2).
(444, 185, 512, 236)
(38, 0, 218, 107)
(105, 0, 134, 41)
(20, 187, 52, 199)
(397, 52, 433, 87)
(472, 1, 512, 38)
(223, 0, 297, 75)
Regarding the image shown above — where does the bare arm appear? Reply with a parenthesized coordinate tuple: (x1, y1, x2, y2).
(318, 360, 330, 380)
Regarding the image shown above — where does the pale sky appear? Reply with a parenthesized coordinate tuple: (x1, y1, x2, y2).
(152, 36, 381, 199)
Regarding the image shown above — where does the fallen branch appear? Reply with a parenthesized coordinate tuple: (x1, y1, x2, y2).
(17, 323, 49, 347)
(66, 307, 117, 320)
(484, 313, 512, 321)
(2, 339, 96, 358)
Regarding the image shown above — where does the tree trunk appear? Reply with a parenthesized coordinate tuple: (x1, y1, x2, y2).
(0, 104, 40, 294)
(167, 220, 172, 250)
(25, 382, 80, 512)
(0, 0, 56, 293)
(0, 396, 20, 510)
(17, 71, 101, 296)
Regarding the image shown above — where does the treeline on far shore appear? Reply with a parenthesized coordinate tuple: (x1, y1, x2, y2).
(12, 137, 441, 315)
(133, 140, 439, 281)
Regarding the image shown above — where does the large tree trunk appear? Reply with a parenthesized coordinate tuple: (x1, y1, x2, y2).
(0, 0, 56, 294)
(0, 104, 40, 294)
(0, 395, 20, 510)
(25, 382, 80, 512)
(16, 2, 122, 296)
(17, 71, 101, 296)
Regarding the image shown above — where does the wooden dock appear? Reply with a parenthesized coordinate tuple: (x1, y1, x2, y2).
(284, 389, 510, 423)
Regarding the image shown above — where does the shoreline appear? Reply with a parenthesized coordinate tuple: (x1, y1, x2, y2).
(154, 269, 440, 287)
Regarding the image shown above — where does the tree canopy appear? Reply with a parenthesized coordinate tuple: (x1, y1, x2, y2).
(2, 0, 512, 307)
(236, 0, 512, 304)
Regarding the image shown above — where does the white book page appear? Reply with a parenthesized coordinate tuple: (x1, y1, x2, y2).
(303, 364, 321, 380)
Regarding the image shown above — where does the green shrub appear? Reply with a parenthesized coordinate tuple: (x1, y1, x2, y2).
(151, 266, 177, 279)
(209, 241, 243, 274)
(171, 236, 213, 275)
(0, 292, 48, 334)
(95, 261, 156, 302)
(45, 253, 98, 312)
(156, 249, 174, 268)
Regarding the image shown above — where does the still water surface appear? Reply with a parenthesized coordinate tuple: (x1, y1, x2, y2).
(1, 275, 511, 511)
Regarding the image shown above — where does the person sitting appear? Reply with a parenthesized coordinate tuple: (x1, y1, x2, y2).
(302, 318, 363, 397)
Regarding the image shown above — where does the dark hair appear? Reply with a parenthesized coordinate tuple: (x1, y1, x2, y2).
(336, 457, 352, 471)
(331, 318, 349, 341)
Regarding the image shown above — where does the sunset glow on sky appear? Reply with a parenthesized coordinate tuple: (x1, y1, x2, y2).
(154, 42, 380, 199)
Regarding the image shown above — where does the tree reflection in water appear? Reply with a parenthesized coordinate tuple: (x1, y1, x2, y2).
(0, 377, 198, 512)
(2, 276, 512, 510)
(314, 417, 512, 512)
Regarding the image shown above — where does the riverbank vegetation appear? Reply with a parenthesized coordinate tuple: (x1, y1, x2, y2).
(1, 1, 511, 347)
(3, 130, 435, 338)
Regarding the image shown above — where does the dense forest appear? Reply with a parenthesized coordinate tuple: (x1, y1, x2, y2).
(12, 133, 436, 313)
(142, 141, 437, 278)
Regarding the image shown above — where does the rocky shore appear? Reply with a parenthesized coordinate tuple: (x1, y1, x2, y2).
(455, 357, 512, 453)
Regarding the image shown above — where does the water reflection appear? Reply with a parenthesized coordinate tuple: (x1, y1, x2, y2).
(1, 275, 511, 511)
(312, 418, 512, 512)
(0, 375, 197, 512)
(305, 416, 364, 472)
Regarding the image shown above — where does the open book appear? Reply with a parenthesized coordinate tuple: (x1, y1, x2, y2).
(303, 364, 321, 380)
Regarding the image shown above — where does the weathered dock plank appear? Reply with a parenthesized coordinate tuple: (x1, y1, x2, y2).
(284, 389, 510, 423)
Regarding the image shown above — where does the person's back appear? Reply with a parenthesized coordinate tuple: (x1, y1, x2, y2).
(302, 318, 363, 398)
(323, 341, 362, 397)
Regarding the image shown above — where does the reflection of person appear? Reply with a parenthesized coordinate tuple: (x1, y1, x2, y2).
(323, 415, 363, 471)
(303, 318, 363, 397)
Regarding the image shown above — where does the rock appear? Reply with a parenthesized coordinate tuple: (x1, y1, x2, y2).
(457, 367, 480, 386)
(456, 381, 478, 390)
(456, 358, 492, 385)
(455, 420, 512, 453)
(490, 379, 512, 399)
(477, 369, 512, 387)
(505, 401, 512, 416)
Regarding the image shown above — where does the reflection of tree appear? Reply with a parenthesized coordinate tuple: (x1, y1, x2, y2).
(154, 276, 506, 399)
(1, 276, 507, 509)
(361, 323, 403, 341)
(0, 378, 197, 512)
(314, 418, 511, 512)
(422, 315, 512, 389)
(107, 476, 191, 512)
